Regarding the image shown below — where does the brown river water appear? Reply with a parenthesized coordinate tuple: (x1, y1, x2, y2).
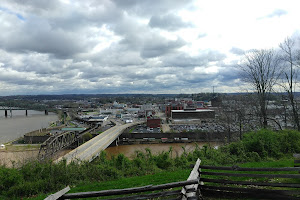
(105, 142, 220, 159)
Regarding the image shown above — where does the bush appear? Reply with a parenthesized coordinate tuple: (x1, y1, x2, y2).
(242, 129, 300, 159)
(0, 167, 23, 192)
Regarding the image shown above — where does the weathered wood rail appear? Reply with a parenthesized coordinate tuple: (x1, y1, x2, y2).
(199, 164, 300, 199)
(45, 158, 202, 200)
(294, 154, 300, 167)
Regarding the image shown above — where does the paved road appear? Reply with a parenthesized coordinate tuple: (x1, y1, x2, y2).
(55, 121, 144, 164)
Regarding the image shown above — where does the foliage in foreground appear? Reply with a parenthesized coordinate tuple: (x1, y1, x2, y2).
(0, 129, 299, 198)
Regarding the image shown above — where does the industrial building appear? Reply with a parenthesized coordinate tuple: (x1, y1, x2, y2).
(165, 103, 183, 117)
(171, 109, 215, 120)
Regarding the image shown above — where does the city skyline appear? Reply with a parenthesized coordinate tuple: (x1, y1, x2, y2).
(0, 0, 300, 95)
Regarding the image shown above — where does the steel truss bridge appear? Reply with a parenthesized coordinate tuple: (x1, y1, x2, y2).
(55, 121, 145, 164)
(38, 125, 98, 161)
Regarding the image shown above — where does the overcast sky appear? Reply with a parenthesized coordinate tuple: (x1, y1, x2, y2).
(0, 0, 299, 95)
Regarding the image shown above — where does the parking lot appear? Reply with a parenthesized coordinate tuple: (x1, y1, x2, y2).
(131, 125, 161, 133)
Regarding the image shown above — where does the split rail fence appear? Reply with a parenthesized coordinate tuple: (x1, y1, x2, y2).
(45, 159, 201, 200)
(199, 164, 300, 199)
(295, 153, 300, 167)
(45, 156, 300, 200)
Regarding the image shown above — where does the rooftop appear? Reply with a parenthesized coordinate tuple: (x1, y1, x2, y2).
(172, 109, 214, 112)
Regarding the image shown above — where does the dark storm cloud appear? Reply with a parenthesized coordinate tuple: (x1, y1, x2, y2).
(149, 13, 192, 31)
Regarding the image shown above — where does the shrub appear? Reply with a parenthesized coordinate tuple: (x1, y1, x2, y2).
(0, 167, 23, 193)
(242, 129, 300, 159)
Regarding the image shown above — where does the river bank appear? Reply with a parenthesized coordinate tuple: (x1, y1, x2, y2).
(0, 144, 71, 167)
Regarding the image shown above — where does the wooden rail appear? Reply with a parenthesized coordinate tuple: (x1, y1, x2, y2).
(294, 154, 300, 167)
(45, 159, 202, 200)
(199, 165, 300, 199)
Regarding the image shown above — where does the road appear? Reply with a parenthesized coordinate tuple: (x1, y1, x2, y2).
(55, 121, 144, 164)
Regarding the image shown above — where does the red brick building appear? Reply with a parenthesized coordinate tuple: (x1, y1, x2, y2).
(165, 104, 183, 117)
(147, 118, 161, 128)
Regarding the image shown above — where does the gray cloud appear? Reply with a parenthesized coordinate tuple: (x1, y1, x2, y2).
(149, 13, 193, 31)
(141, 37, 186, 58)
(230, 47, 245, 55)
(0, 18, 94, 58)
(112, 0, 194, 16)
(163, 50, 226, 68)
(0, 0, 247, 95)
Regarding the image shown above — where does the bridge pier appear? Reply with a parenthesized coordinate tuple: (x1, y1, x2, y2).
(115, 137, 120, 146)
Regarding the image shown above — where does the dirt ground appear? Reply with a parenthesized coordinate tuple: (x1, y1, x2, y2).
(0, 149, 39, 167)
(0, 145, 71, 167)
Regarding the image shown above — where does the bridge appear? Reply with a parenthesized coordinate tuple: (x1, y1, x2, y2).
(55, 121, 144, 164)
(38, 125, 99, 161)
(0, 106, 49, 117)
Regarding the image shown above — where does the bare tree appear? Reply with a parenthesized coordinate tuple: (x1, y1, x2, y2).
(239, 49, 281, 128)
(279, 37, 300, 130)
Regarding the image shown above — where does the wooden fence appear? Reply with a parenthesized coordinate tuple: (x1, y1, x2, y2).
(45, 159, 202, 200)
(199, 164, 300, 199)
(295, 154, 300, 167)
(45, 157, 300, 200)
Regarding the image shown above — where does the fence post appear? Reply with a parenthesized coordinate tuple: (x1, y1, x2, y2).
(44, 186, 70, 200)
(182, 158, 201, 200)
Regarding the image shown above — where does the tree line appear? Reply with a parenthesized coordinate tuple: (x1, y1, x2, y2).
(238, 36, 300, 131)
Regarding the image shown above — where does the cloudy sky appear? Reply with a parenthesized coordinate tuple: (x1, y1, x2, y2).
(0, 0, 299, 95)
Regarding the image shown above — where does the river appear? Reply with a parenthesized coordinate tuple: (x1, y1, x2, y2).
(0, 110, 58, 144)
(105, 142, 220, 158)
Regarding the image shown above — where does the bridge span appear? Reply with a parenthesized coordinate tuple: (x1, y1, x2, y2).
(55, 121, 144, 164)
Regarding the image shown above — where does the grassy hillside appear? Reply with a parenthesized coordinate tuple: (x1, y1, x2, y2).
(0, 129, 299, 199)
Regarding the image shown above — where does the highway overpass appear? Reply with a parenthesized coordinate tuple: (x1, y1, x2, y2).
(55, 121, 144, 164)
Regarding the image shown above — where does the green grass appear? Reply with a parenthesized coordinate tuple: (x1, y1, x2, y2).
(26, 159, 299, 200)
(23, 169, 191, 200)
(238, 158, 294, 168)
(70, 169, 190, 193)
(129, 127, 135, 133)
